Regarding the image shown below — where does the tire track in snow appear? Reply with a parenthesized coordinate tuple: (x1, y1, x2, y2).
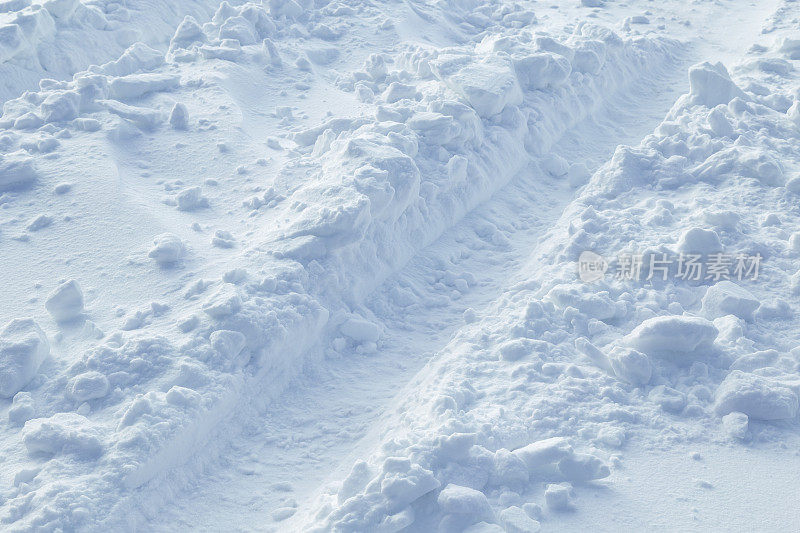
(147, 49, 691, 532)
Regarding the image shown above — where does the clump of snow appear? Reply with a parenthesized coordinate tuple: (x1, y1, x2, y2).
(8, 391, 35, 426)
(437, 484, 494, 526)
(0, 318, 49, 398)
(676, 227, 723, 254)
(688, 62, 746, 107)
(608, 346, 652, 385)
(701, 281, 759, 322)
(148, 233, 186, 265)
(0, 154, 38, 192)
(714, 371, 798, 421)
(624, 315, 718, 358)
(339, 316, 381, 344)
(45, 279, 84, 322)
(22, 412, 103, 458)
(66, 371, 109, 402)
(721, 411, 749, 440)
(176, 186, 208, 211)
(544, 483, 574, 512)
(169, 102, 189, 130)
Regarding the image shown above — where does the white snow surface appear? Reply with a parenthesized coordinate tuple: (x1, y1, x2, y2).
(1, 0, 800, 531)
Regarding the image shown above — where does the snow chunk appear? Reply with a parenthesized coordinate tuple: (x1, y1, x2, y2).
(22, 412, 103, 458)
(45, 279, 84, 322)
(210, 329, 248, 369)
(434, 54, 523, 118)
(513, 52, 571, 90)
(777, 37, 800, 60)
(688, 62, 746, 108)
(176, 186, 208, 211)
(608, 346, 652, 386)
(170, 16, 206, 51)
(557, 452, 610, 481)
(40, 90, 80, 122)
(648, 385, 686, 413)
(9, 391, 35, 426)
(0, 319, 49, 398)
(546, 284, 616, 320)
(339, 316, 381, 344)
(498, 338, 533, 362)
(66, 371, 109, 402)
(27, 214, 53, 231)
(96, 42, 164, 77)
(0, 154, 38, 192)
(625, 315, 718, 358)
(43, 0, 79, 19)
(491, 448, 529, 488)
(512, 437, 609, 481)
(721, 412, 748, 440)
(169, 103, 189, 130)
(701, 281, 759, 322)
(677, 227, 722, 254)
(437, 484, 493, 521)
(730, 349, 779, 373)
(544, 483, 573, 511)
(714, 371, 798, 420)
(499, 506, 541, 533)
(108, 73, 180, 100)
(148, 233, 185, 265)
(202, 285, 242, 319)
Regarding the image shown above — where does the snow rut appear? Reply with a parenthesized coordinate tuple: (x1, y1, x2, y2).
(301, 9, 800, 533)
(143, 27, 689, 533)
(7, 0, 797, 530)
(152, 58, 692, 530)
(0, 0, 696, 526)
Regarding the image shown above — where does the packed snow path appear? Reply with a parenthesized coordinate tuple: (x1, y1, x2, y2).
(2, 0, 800, 531)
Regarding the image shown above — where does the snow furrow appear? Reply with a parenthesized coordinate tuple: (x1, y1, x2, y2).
(2, 0, 798, 531)
(302, 13, 800, 532)
(0, 5, 686, 529)
(150, 53, 693, 531)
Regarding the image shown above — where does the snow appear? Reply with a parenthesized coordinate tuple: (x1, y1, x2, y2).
(701, 280, 760, 322)
(714, 371, 799, 421)
(624, 315, 719, 357)
(45, 279, 84, 322)
(1, 0, 799, 530)
(0, 318, 49, 398)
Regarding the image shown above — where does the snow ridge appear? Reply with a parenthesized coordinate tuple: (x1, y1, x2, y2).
(0, 2, 685, 529)
(303, 43, 800, 533)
